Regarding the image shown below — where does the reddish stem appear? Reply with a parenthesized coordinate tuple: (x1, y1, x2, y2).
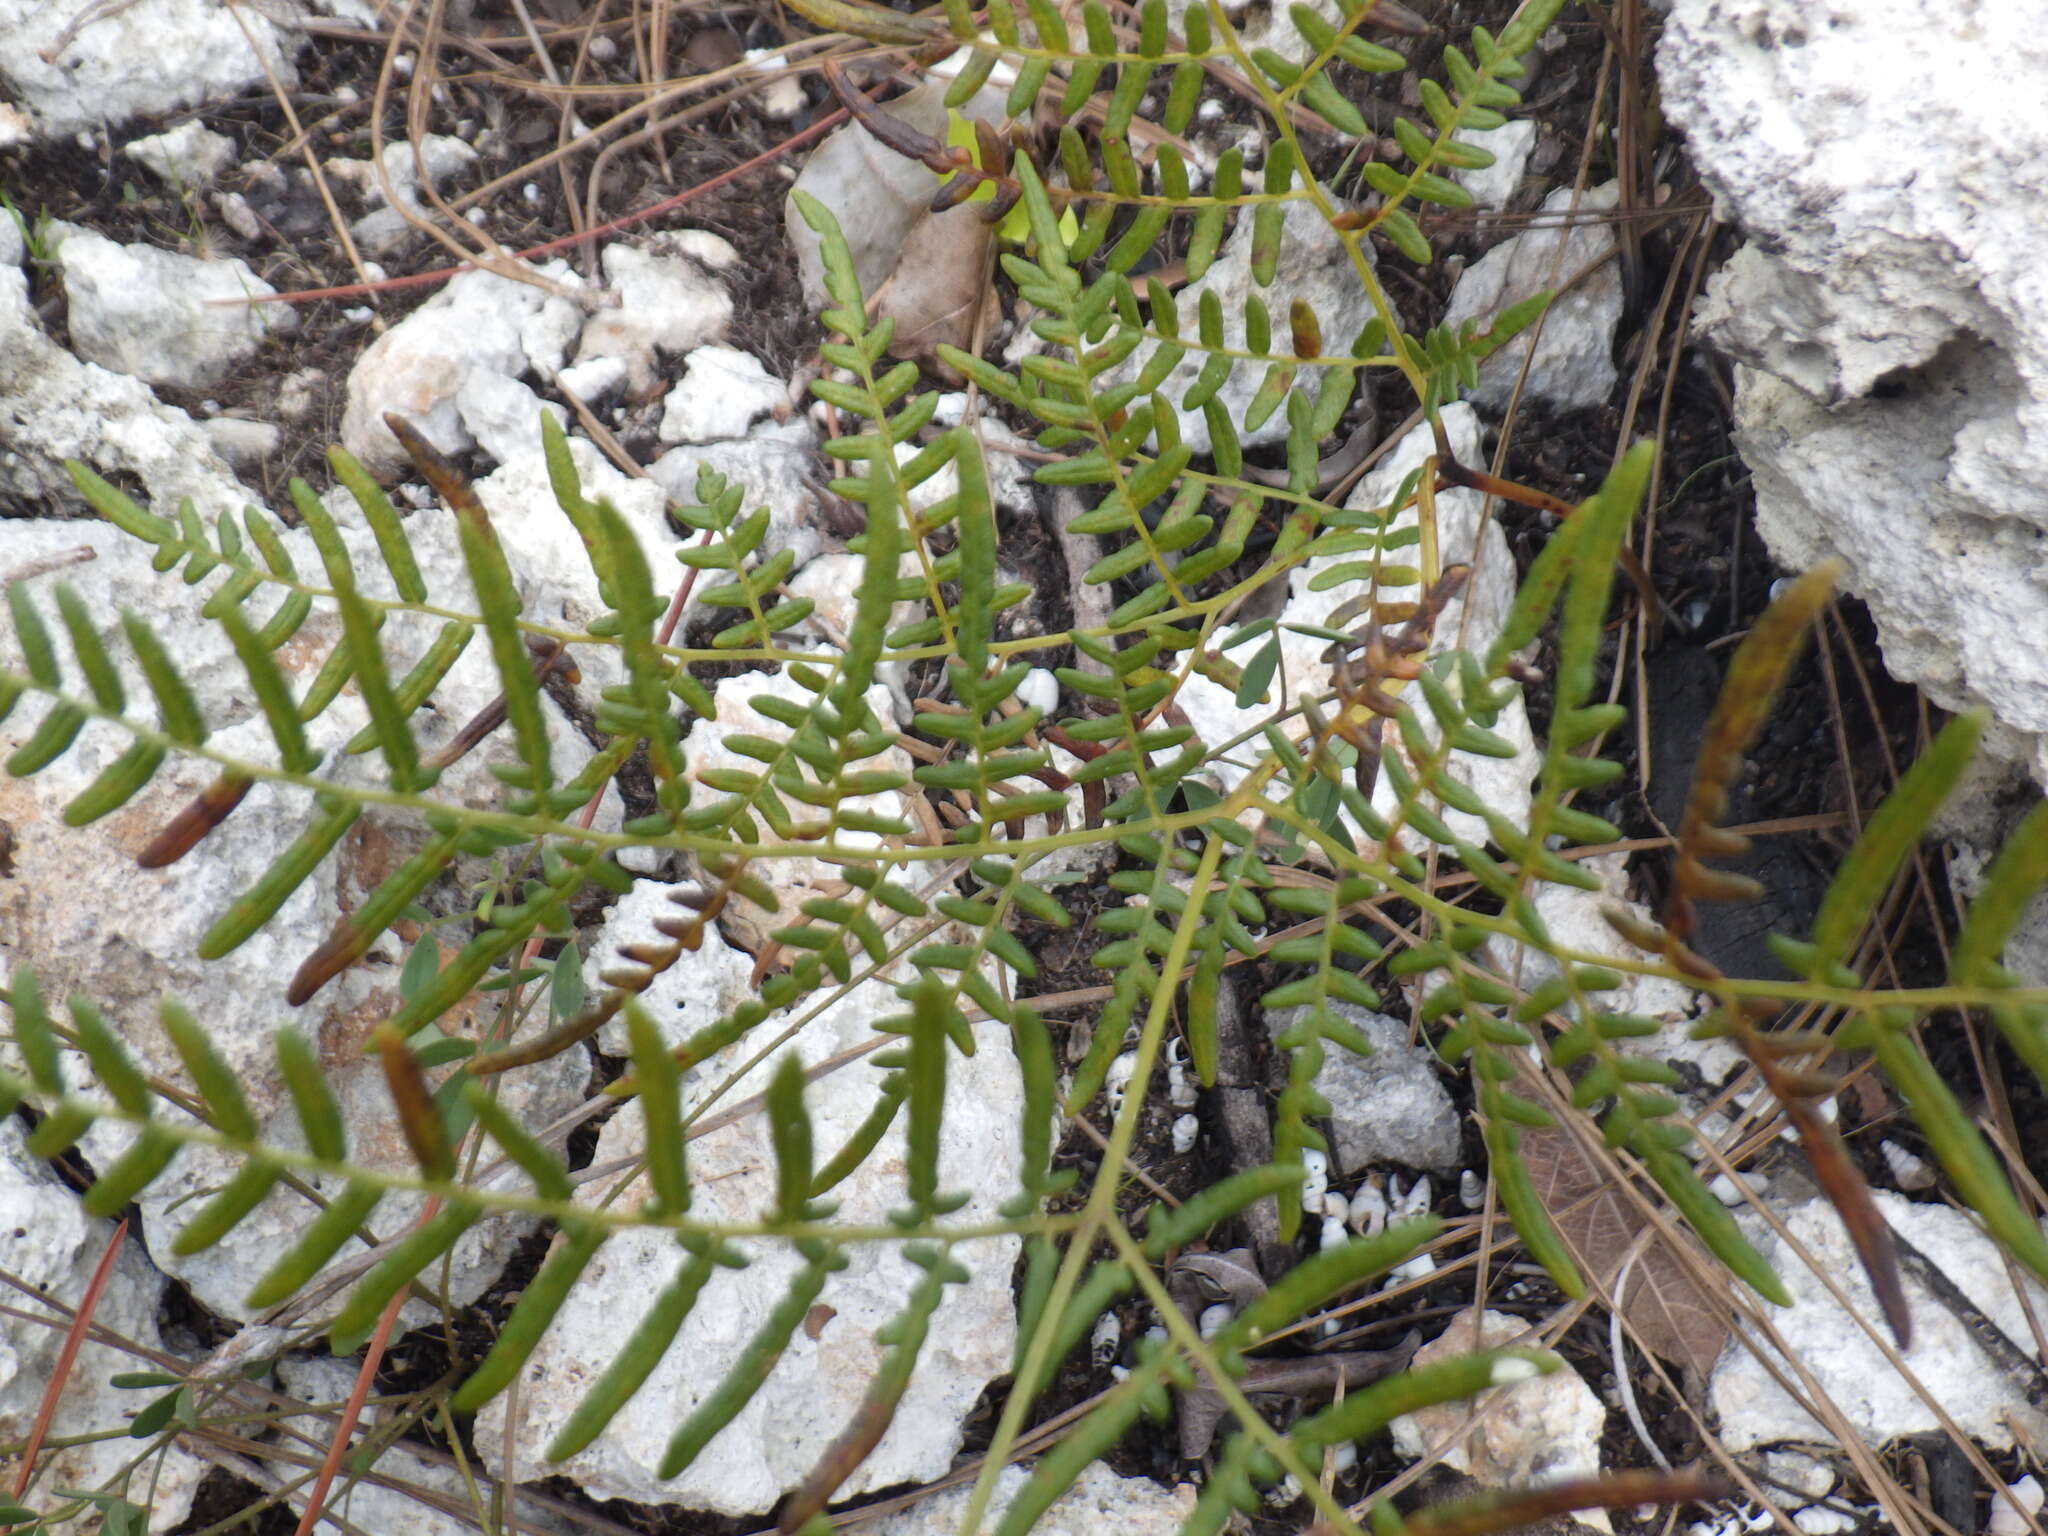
(9, 1218, 130, 1513)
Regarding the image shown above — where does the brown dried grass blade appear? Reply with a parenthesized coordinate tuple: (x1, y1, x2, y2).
(1398, 1469, 1730, 1536)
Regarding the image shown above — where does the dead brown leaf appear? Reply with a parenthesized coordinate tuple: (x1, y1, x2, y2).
(872, 201, 995, 383)
(1520, 1121, 1732, 1377)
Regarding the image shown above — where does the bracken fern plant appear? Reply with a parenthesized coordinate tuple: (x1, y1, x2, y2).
(4, 0, 2048, 1530)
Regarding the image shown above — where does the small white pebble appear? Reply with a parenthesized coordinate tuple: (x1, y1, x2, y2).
(1326, 1441, 1358, 1475)
(335, 84, 360, 104)
(392, 51, 415, 77)
(1171, 1113, 1199, 1155)
(359, 261, 386, 283)
(465, 207, 488, 226)
(343, 305, 373, 323)
(1708, 1172, 1743, 1205)
(1458, 1169, 1484, 1209)
(588, 34, 618, 63)
(1198, 1302, 1233, 1338)
(1198, 98, 1225, 122)
(1090, 1311, 1122, 1366)
(1015, 667, 1058, 718)
(522, 182, 542, 204)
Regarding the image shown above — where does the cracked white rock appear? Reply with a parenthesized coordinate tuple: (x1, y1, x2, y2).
(125, 121, 236, 188)
(1266, 1003, 1461, 1174)
(0, 0, 299, 138)
(0, 1120, 207, 1530)
(0, 264, 253, 520)
(581, 881, 760, 1056)
(659, 346, 787, 445)
(866, 1462, 1196, 1536)
(1440, 181, 1623, 414)
(340, 260, 585, 476)
(53, 225, 294, 389)
(1711, 1190, 2048, 1452)
(475, 971, 1024, 1515)
(575, 238, 734, 392)
(454, 368, 567, 469)
(0, 504, 598, 1323)
(1112, 196, 1377, 454)
(1659, 0, 2048, 788)
(1393, 1308, 1605, 1516)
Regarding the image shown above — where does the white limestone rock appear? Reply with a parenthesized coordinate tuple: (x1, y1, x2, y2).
(1266, 1003, 1462, 1173)
(475, 973, 1024, 1515)
(454, 368, 567, 469)
(1440, 181, 1623, 414)
(53, 225, 293, 389)
(0, 1121, 207, 1530)
(650, 417, 825, 575)
(1660, 0, 2048, 788)
(340, 261, 586, 476)
(870, 1462, 1197, 1535)
(0, 264, 251, 518)
(0, 509, 595, 1324)
(575, 239, 733, 392)
(1393, 1308, 1605, 1509)
(125, 121, 236, 188)
(0, 0, 299, 138)
(1452, 119, 1538, 214)
(201, 416, 283, 467)
(659, 346, 787, 445)
(582, 882, 760, 1056)
(1174, 406, 1542, 846)
(1711, 1190, 2048, 1452)
(1112, 196, 1378, 454)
